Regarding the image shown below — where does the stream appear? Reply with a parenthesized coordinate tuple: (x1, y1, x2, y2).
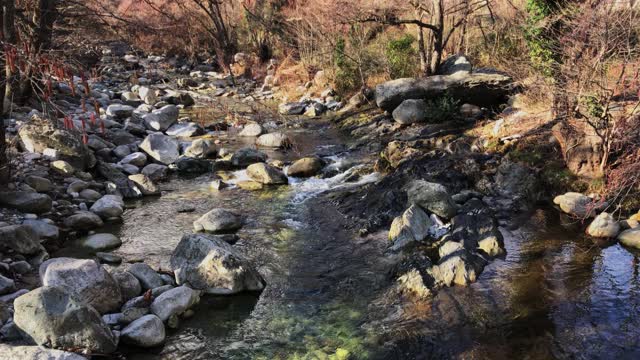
(60, 115, 640, 359)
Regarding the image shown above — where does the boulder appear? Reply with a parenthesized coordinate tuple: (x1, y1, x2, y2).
(618, 229, 640, 249)
(22, 219, 59, 240)
(80, 233, 122, 251)
(406, 180, 457, 219)
(0, 275, 15, 295)
(193, 208, 243, 233)
(150, 286, 200, 322)
(138, 86, 158, 105)
(143, 105, 179, 131)
(239, 123, 263, 137)
(142, 164, 169, 182)
(450, 212, 505, 257)
(587, 212, 620, 238)
(18, 120, 95, 170)
(553, 192, 606, 218)
(391, 99, 428, 124)
(278, 102, 307, 115)
(96, 162, 143, 199)
(552, 120, 604, 179)
(106, 104, 135, 119)
(247, 163, 288, 184)
(170, 233, 265, 294)
(51, 160, 75, 175)
(127, 263, 164, 290)
(437, 55, 472, 76)
(256, 132, 291, 148)
(165, 122, 204, 138)
(0, 225, 43, 255)
(375, 72, 514, 112)
(287, 157, 324, 177)
(429, 248, 487, 287)
(40, 258, 122, 314)
(120, 152, 148, 167)
(63, 211, 104, 231)
(14, 286, 117, 353)
(174, 157, 213, 174)
(230, 148, 267, 168)
(111, 269, 142, 302)
(25, 175, 52, 192)
(184, 139, 216, 159)
(121, 92, 142, 106)
(140, 133, 180, 165)
(388, 205, 433, 251)
(0, 345, 86, 360)
(90, 195, 125, 219)
(0, 191, 52, 214)
(128, 174, 160, 195)
(304, 102, 326, 117)
(121, 314, 166, 347)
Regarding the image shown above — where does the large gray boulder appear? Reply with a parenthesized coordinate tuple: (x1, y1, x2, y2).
(429, 248, 487, 287)
(287, 157, 324, 178)
(120, 314, 166, 347)
(0, 345, 86, 360)
(239, 123, 263, 137)
(40, 258, 122, 314)
(140, 133, 180, 165)
(111, 269, 142, 302)
(90, 195, 125, 219)
(170, 233, 265, 294)
(437, 55, 472, 76)
(150, 286, 200, 322)
(184, 139, 216, 159)
(18, 120, 95, 170)
(230, 148, 267, 168)
(106, 104, 134, 119)
(22, 219, 59, 240)
(143, 105, 179, 131)
(13, 286, 117, 353)
(0, 191, 52, 214)
(391, 99, 428, 124)
(278, 102, 307, 115)
(142, 164, 169, 182)
(406, 180, 458, 219)
(193, 208, 243, 233)
(165, 122, 204, 138)
(375, 72, 514, 112)
(388, 205, 433, 251)
(256, 132, 291, 148)
(0, 225, 43, 255)
(127, 263, 164, 290)
(246, 163, 288, 185)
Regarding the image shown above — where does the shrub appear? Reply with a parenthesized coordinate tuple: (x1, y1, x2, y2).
(424, 95, 460, 123)
(384, 34, 417, 79)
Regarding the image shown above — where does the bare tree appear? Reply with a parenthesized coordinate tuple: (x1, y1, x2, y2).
(356, 0, 490, 75)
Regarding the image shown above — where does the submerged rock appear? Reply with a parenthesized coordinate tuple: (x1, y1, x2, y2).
(193, 208, 243, 233)
(13, 286, 117, 353)
(170, 233, 265, 294)
(81, 233, 122, 251)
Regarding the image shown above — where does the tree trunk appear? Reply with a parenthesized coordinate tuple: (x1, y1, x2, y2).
(3, 0, 17, 104)
(429, 0, 444, 74)
(0, 0, 11, 184)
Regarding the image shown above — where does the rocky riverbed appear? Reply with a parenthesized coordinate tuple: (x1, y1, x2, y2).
(1, 50, 640, 360)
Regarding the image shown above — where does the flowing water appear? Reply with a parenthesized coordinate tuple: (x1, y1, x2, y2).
(62, 114, 640, 359)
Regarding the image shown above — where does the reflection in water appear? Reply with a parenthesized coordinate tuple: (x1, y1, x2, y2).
(80, 118, 640, 359)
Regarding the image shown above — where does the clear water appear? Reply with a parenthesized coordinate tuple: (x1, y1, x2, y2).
(61, 116, 640, 359)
